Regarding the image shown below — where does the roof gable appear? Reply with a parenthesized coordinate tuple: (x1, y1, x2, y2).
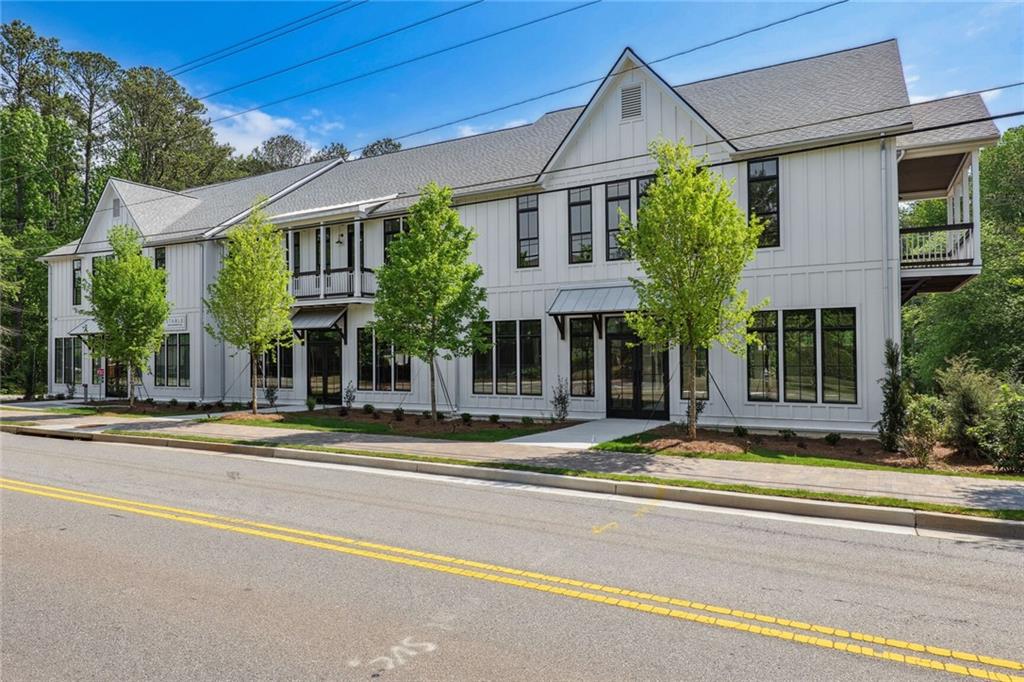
(537, 47, 732, 181)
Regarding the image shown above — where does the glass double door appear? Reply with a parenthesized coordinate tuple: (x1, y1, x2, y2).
(605, 316, 668, 419)
(105, 359, 128, 398)
(307, 330, 343, 403)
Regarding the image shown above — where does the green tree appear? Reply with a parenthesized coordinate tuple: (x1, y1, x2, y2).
(617, 139, 764, 438)
(250, 134, 310, 170)
(372, 182, 489, 422)
(109, 66, 232, 190)
(311, 141, 350, 162)
(980, 126, 1024, 226)
(65, 50, 120, 221)
(361, 137, 401, 158)
(204, 205, 294, 414)
(86, 226, 170, 406)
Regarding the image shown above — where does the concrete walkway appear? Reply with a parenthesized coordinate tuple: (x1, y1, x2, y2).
(3, 406, 1023, 510)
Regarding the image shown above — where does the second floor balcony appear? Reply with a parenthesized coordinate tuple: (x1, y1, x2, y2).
(292, 267, 376, 300)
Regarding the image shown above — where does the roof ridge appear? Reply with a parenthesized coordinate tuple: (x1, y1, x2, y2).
(672, 38, 898, 89)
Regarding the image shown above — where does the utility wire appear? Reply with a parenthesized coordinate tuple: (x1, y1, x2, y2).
(22, 108, 1019, 252)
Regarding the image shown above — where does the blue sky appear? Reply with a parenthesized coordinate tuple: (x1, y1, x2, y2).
(7, 1, 1022, 156)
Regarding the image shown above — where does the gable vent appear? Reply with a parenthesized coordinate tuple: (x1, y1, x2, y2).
(620, 84, 642, 120)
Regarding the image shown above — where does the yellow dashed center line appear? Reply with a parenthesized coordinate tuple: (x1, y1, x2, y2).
(1, 477, 1020, 681)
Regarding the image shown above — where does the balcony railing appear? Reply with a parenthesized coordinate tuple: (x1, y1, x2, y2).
(292, 268, 373, 298)
(360, 268, 377, 296)
(900, 223, 975, 269)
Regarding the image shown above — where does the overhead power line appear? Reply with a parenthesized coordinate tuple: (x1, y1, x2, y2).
(30, 108, 1020, 251)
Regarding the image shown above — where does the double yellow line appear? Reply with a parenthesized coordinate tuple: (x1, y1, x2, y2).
(2, 476, 1021, 681)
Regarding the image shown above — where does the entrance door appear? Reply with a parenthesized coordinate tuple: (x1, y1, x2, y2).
(605, 316, 668, 419)
(105, 359, 128, 399)
(306, 330, 343, 403)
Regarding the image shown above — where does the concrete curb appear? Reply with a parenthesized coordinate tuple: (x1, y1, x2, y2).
(4, 424, 1023, 540)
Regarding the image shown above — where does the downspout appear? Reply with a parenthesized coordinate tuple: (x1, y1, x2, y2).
(880, 138, 893, 342)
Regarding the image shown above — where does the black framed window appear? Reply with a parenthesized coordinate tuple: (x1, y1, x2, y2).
(72, 259, 82, 306)
(394, 352, 411, 392)
(55, 338, 64, 384)
(783, 310, 817, 402)
(605, 181, 630, 261)
(374, 335, 392, 391)
(154, 247, 166, 270)
(472, 321, 493, 394)
(569, 318, 594, 397)
(495, 321, 517, 395)
(72, 337, 82, 384)
(383, 217, 407, 263)
(357, 328, 373, 390)
(279, 344, 293, 389)
(680, 346, 709, 400)
(154, 333, 189, 388)
(516, 195, 539, 268)
(748, 158, 779, 248)
(292, 232, 301, 275)
(519, 319, 542, 396)
(637, 175, 655, 210)
(54, 337, 81, 385)
(747, 311, 779, 402)
(315, 229, 322, 272)
(822, 308, 856, 404)
(568, 187, 592, 264)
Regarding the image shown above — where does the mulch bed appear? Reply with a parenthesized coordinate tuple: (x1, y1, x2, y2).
(638, 425, 1006, 475)
(223, 409, 575, 438)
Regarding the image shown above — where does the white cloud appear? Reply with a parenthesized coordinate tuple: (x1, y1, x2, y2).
(982, 89, 1002, 104)
(909, 94, 932, 104)
(905, 74, 920, 85)
(207, 102, 303, 155)
(944, 89, 966, 97)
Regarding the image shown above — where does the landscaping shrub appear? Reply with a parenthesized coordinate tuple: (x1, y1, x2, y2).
(935, 356, 999, 457)
(187, 401, 197, 410)
(732, 425, 748, 438)
(876, 339, 907, 451)
(55, 393, 65, 400)
(392, 407, 404, 421)
(972, 384, 1024, 473)
(343, 381, 356, 412)
(460, 412, 472, 425)
(145, 397, 155, 404)
(521, 416, 534, 425)
(169, 398, 179, 407)
(550, 376, 570, 423)
(263, 385, 278, 409)
(683, 400, 706, 433)
(216, 400, 225, 409)
(231, 402, 242, 410)
(901, 394, 943, 467)
(422, 410, 432, 420)
(305, 397, 316, 411)
(363, 404, 375, 415)
(824, 432, 841, 446)
(778, 428, 796, 440)
(65, 383, 76, 399)
(489, 414, 500, 424)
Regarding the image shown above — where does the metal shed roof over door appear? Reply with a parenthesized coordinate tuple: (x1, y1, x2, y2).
(547, 285, 638, 316)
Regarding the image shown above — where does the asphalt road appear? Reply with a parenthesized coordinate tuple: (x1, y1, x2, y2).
(2, 432, 1022, 681)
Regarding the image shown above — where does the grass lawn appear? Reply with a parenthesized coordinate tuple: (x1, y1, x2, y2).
(594, 425, 1024, 481)
(209, 411, 561, 442)
(105, 428, 1024, 522)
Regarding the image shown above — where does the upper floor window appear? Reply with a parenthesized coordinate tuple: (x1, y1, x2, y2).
(747, 310, 779, 402)
(72, 259, 82, 306)
(154, 247, 166, 270)
(748, 158, 779, 248)
(568, 187, 592, 264)
(112, 197, 121, 218)
(822, 308, 857, 404)
(783, 309, 817, 402)
(516, 195, 539, 268)
(605, 181, 630, 261)
(383, 217, 408, 263)
(637, 175, 655, 211)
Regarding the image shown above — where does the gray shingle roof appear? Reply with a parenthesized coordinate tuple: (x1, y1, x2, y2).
(897, 94, 999, 149)
(264, 107, 581, 218)
(675, 40, 912, 151)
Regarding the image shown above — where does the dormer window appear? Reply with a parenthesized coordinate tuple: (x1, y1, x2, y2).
(620, 83, 642, 121)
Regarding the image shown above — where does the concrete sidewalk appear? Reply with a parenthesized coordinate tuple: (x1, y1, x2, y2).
(3, 407, 1023, 510)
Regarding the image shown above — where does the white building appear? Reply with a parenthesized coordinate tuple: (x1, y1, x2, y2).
(44, 41, 997, 433)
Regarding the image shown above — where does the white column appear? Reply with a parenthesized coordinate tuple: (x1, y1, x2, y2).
(961, 164, 969, 226)
(354, 219, 363, 297)
(318, 223, 326, 299)
(971, 149, 982, 265)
